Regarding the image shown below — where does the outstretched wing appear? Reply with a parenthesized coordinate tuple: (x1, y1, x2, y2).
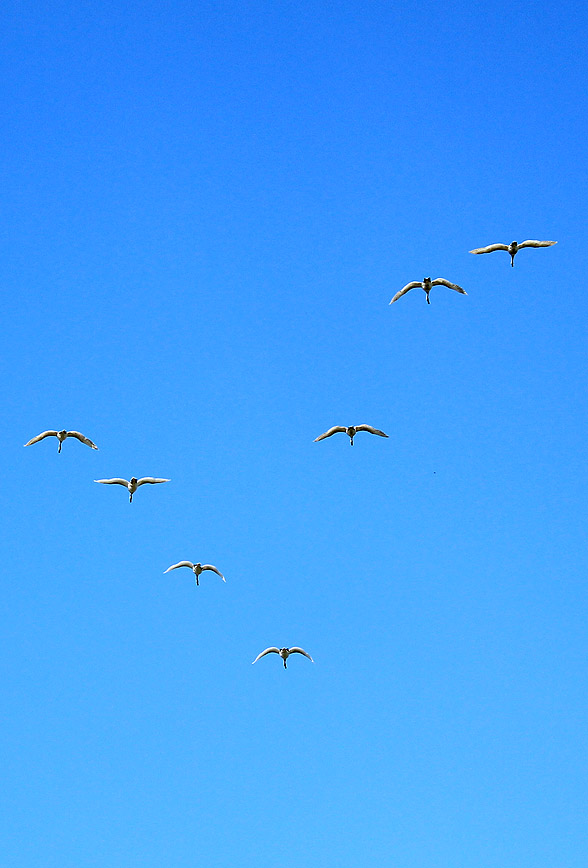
(469, 243, 509, 255)
(164, 561, 194, 573)
(136, 477, 170, 486)
(202, 565, 226, 581)
(389, 282, 422, 304)
(288, 647, 314, 662)
(354, 424, 388, 438)
(67, 431, 98, 449)
(517, 240, 557, 249)
(94, 478, 129, 486)
(431, 278, 466, 294)
(314, 426, 347, 442)
(24, 431, 58, 446)
(252, 647, 280, 664)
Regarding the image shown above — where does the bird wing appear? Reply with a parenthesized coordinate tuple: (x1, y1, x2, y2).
(354, 425, 388, 438)
(314, 426, 347, 442)
(136, 477, 170, 486)
(67, 431, 99, 449)
(469, 243, 509, 254)
(289, 647, 314, 662)
(431, 278, 467, 294)
(389, 282, 422, 304)
(517, 240, 557, 249)
(164, 561, 194, 573)
(94, 478, 129, 486)
(201, 565, 226, 581)
(24, 431, 58, 446)
(252, 647, 280, 664)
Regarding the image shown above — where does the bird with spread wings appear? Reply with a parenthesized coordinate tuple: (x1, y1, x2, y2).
(314, 424, 388, 446)
(24, 429, 98, 453)
(390, 276, 466, 305)
(252, 647, 314, 669)
(164, 561, 225, 585)
(94, 476, 170, 502)
(469, 239, 556, 267)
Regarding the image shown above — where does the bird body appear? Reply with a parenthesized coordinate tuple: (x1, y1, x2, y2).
(164, 560, 225, 585)
(314, 424, 388, 446)
(469, 239, 556, 267)
(252, 646, 314, 669)
(94, 476, 170, 502)
(24, 429, 98, 453)
(389, 277, 466, 305)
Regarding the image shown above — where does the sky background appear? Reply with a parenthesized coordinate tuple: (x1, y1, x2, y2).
(1, 1, 587, 866)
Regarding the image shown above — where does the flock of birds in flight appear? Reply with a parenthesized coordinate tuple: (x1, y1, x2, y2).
(390, 239, 556, 304)
(24, 237, 556, 667)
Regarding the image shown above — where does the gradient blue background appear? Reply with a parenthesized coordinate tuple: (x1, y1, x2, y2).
(2, 1, 587, 866)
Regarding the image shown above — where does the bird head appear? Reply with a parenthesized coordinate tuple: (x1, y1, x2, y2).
(130, 477, 138, 485)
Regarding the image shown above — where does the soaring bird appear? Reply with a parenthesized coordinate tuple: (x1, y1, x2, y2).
(469, 239, 557, 267)
(390, 277, 466, 305)
(252, 647, 314, 669)
(314, 425, 388, 446)
(24, 429, 98, 453)
(94, 476, 170, 502)
(164, 561, 225, 585)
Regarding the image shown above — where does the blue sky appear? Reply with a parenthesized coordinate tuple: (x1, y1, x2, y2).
(1, 1, 587, 866)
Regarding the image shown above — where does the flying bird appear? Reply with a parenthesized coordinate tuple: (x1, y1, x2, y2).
(94, 476, 170, 502)
(24, 429, 98, 453)
(164, 561, 225, 585)
(469, 240, 557, 267)
(390, 277, 466, 305)
(252, 647, 314, 669)
(314, 425, 388, 446)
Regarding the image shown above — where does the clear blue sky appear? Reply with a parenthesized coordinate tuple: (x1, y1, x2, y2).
(1, 1, 587, 866)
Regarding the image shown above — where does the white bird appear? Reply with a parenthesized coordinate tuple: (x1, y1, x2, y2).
(94, 476, 170, 502)
(314, 425, 388, 446)
(24, 429, 98, 453)
(390, 277, 466, 305)
(164, 561, 225, 585)
(252, 647, 314, 669)
(469, 240, 557, 267)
